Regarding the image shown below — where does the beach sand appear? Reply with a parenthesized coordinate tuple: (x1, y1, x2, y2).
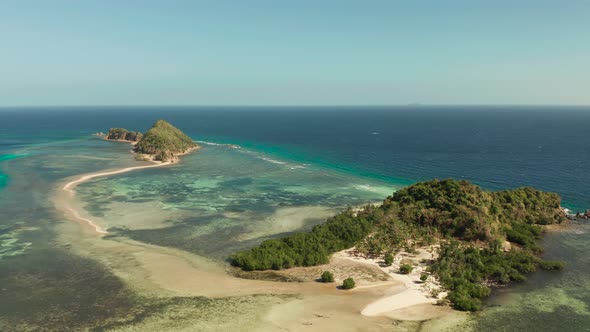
(52, 157, 460, 330)
(59, 161, 171, 234)
(53, 213, 405, 331)
(334, 247, 450, 320)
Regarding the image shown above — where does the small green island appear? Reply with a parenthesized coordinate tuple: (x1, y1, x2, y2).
(230, 179, 567, 311)
(105, 128, 143, 142)
(104, 119, 198, 162)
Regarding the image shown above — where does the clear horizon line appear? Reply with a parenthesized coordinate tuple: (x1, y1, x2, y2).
(1, 103, 590, 109)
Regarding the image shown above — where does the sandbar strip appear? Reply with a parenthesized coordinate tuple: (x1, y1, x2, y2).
(63, 162, 171, 193)
(61, 161, 171, 234)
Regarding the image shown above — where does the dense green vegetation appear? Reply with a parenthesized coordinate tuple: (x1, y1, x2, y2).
(134, 120, 197, 161)
(342, 278, 356, 290)
(230, 207, 377, 271)
(320, 271, 334, 283)
(230, 179, 566, 311)
(105, 120, 196, 162)
(430, 241, 563, 311)
(106, 128, 143, 142)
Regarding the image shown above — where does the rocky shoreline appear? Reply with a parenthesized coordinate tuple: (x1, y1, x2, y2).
(562, 207, 590, 220)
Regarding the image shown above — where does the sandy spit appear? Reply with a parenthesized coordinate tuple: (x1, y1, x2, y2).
(59, 161, 171, 234)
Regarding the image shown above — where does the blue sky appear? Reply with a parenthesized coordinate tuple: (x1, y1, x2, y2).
(1, 0, 588, 106)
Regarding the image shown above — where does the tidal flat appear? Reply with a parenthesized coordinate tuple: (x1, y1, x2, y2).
(3, 137, 421, 331)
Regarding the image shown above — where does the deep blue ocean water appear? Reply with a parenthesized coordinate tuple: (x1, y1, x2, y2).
(2, 106, 589, 210)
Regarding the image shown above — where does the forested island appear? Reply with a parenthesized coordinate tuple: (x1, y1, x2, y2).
(105, 128, 143, 142)
(105, 120, 198, 162)
(230, 179, 567, 311)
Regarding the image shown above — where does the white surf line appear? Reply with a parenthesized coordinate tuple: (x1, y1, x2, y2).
(62, 162, 172, 234)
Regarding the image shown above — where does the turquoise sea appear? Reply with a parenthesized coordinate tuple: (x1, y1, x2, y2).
(0, 106, 589, 331)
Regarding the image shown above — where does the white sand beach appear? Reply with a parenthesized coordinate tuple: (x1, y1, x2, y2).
(334, 246, 448, 319)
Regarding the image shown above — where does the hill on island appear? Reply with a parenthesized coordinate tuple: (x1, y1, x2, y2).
(134, 120, 197, 162)
(230, 179, 566, 311)
(105, 120, 197, 162)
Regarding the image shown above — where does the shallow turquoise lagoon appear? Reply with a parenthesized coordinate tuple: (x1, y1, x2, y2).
(75, 142, 399, 259)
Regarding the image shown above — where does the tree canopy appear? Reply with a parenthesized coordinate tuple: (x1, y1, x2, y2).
(230, 179, 566, 311)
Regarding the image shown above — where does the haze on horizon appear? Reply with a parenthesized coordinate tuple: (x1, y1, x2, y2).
(1, 0, 589, 107)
